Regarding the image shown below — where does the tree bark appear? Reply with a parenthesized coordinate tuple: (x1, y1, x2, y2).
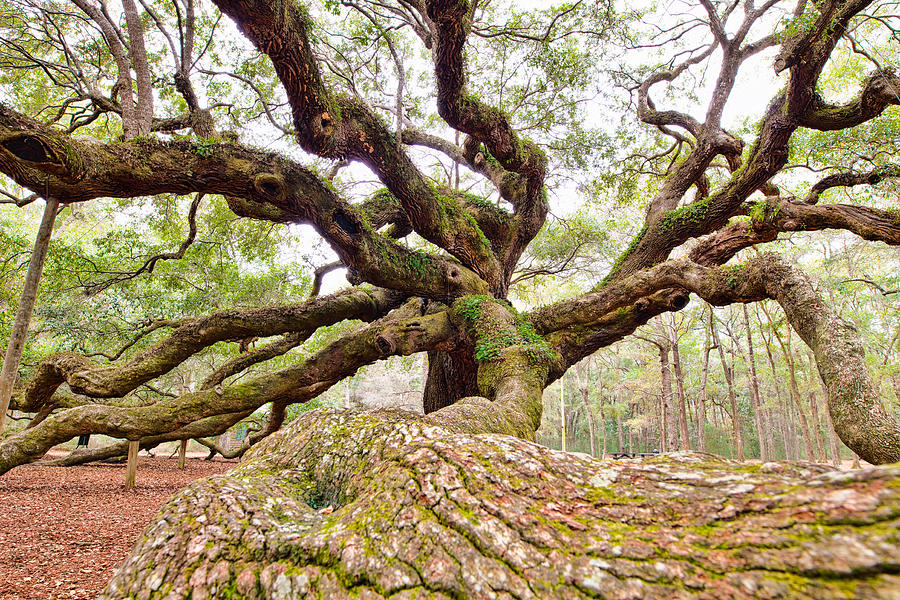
(124, 440, 139, 490)
(102, 409, 900, 600)
(0, 196, 58, 432)
(178, 439, 187, 469)
(422, 349, 479, 413)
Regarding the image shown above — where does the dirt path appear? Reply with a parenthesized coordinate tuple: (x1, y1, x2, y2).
(0, 455, 236, 599)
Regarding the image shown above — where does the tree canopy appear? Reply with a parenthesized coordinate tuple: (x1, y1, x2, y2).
(0, 0, 899, 470)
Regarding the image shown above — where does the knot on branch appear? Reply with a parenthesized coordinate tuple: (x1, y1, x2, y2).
(252, 173, 286, 202)
(669, 291, 690, 310)
(0, 133, 84, 182)
(867, 69, 900, 104)
(317, 111, 335, 138)
(345, 267, 362, 285)
(375, 334, 396, 355)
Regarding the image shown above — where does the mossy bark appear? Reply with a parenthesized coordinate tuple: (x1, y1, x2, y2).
(103, 409, 900, 600)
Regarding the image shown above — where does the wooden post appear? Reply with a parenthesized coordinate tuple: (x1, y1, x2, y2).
(178, 439, 187, 469)
(560, 373, 566, 452)
(125, 440, 139, 489)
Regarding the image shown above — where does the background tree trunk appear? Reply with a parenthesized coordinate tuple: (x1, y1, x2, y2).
(697, 315, 712, 453)
(575, 359, 596, 457)
(807, 350, 843, 467)
(711, 313, 744, 460)
(667, 316, 691, 451)
(761, 305, 815, 461)
(783, 336, 817, 461)
(742, 305, 770, 461)
(0, 197, 59, 432)
(102, 410, 900, 600)
(657, 344, 673, 452)
(808, 391, 828, 462)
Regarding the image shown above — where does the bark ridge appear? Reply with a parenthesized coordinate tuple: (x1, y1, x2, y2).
(103, 409, 900, 600)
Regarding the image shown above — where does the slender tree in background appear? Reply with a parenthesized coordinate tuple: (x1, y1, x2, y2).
(711, 311, 745, 460)
(0, 196, 58, 431)
(666, 314, 692, 451)
(807, 348, 844, 467)
(573, 358, 597, 457)
(742, 304, 770, 461)
(696, 307, 714, 453)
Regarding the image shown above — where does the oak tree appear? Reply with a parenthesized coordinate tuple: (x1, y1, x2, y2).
(0, 0, 899, 596)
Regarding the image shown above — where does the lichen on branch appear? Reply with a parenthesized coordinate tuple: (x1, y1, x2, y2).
(102, 409, 900, 600)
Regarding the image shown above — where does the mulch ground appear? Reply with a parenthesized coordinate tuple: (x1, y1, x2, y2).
(0, 455, 237, 600)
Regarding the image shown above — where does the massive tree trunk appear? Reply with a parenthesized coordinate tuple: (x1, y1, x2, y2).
(103, 409, 900, 600)
(422, 349, 479, 414)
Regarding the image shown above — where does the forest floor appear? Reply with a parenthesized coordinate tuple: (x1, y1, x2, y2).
(0, 452, 237, 600)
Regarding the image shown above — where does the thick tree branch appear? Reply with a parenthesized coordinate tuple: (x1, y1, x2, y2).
(0, 302, 462, 474)
(0, 103, 488, 300)
(307, 260, 344, 299)
(211, 0, 503, 288)
(19, 287, 404, 412)
(534, 253, 900, 463)
(36, 411, 251, 467)
(201, 332, 310, 390)
(425, 0, 549, 285)
(607, 0, 881, 283)
(801, 164, 900, 204)
(69, 0, 139, 137)
(800, 70, 900, 131)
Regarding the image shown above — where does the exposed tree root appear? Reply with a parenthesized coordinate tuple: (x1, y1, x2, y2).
(103, 410, 900, 600)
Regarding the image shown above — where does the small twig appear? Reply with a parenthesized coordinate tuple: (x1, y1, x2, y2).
(85, 193, 204, 293)
(85, 319, 182, 361)
(309, 260, 344, 298)
(140, 383, 178, 398)
(840, 278, 900, 296)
